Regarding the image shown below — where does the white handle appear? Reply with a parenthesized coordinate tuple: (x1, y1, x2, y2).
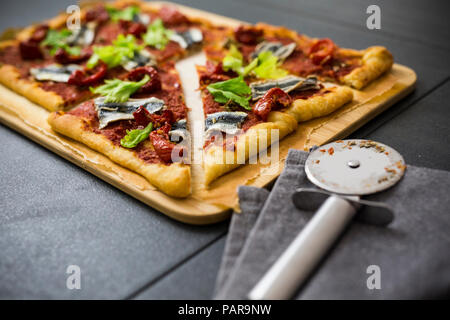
(248, 195, 358, 300)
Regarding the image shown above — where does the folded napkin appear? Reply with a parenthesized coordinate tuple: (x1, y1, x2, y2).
(214, 149, 450, 299)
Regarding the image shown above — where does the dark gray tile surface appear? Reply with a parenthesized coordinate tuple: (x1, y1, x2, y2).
(361, 80, 450, 170)
(0, 0, 75, 32)
(239, 0, 450, 52)
(0, 0, 449, 299)
(134, 237, 226, 300)
(0, 125, 227, 299)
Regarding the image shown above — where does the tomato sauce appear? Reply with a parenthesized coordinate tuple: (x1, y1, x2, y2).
(146, 42, 185, 62)
(203, 28, 361, 81)
(289, 87, 327, 100)
(0, 12, 191, 106)
(94, 22, 123, 45)
(67, 64, 186, 164)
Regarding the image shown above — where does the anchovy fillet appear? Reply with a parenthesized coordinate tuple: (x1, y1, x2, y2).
(250, 76, 320, 100)
(169, 119, 189, 143)
(66, 22, 96, 47)
(205, 111, 248, 136)
(95, 97, 165, 129)
(251, 41, 296, 60)
(121, 49, 157, 71)
(170, 28, 203, 49)
(30, 64, 82, 83)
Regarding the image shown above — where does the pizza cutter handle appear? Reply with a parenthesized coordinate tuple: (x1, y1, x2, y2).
(248, 195, 358, 300)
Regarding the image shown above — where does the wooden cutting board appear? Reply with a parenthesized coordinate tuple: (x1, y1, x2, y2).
(0, 1, 416, 225)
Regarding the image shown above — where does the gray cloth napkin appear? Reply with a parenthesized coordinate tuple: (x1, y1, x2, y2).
(214, 149, 450, 299)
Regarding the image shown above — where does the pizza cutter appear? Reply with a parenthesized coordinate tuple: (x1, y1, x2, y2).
(249, 139, 406, 300)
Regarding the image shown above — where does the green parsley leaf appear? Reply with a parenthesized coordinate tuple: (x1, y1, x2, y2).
(253, 51, 288, 79)
(106, 5, 140, 22)
(242, 57, 259, 76)
(142, 18, 174, 50)
(207, 76, 252, 110)
(208, 75, 251, 96)
(221, 45, 259, 77)
(63, 46, 81, 56)
(120, 122, 153, 148)
(87, 34, 143, 69)
(222, 44, 244, 74)
(90, 74, 150, 103)
(41, 29, 81, 56)
(113, 33, 142, 52)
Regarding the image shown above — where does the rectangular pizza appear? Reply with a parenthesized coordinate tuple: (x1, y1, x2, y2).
(0, 0, 394, 197)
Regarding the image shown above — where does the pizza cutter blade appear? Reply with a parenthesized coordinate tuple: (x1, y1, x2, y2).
(249, 140, 406, 300)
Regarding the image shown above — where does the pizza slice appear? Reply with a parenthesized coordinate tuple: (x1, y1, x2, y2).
(0, 13, 98, 111)
(92, 2, 206, 61)
(48, 62, 191, 197)
(204, 23, 393, 90)
(197, 58, 353, 185)
(0, 1, 206, 112)
(0, 0, 396, 196)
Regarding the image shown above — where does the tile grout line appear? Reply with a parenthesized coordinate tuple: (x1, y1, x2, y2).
(124, 231, 227, 300)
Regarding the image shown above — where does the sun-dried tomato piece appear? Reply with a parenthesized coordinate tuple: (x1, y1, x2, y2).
(199, 61, 231, 85)
(126, 66, 162, 93)
(234, 25, 263, 45)
(132, 106, 152, 127)
(85, 5, 109, 23)
(309, 38, 336, 65)
(19, 24, 51, 60)
(79, 62, 107, 85)
(67, 69, 84, 86)
(150, 133, 175, 163)
(68, 62, 107, 86)
(149, 110, 173, 128)
(150, 123, 185, 163)
(252, 87, 292, 121)
(119, 20, 147, 38)
(206, 60, 224, 75)
(133, 107, 173, 129)
(158, 6, 190, 26)
(54, 47, 92, 64)
(19, 40, 43, 60)
(30, 24, 49, 43)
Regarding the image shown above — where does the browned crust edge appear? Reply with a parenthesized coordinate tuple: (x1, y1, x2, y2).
(48, 112, 191, 197)
(0, 63, 65, 112)
(287, 86, 354, 122)
(340, 46, 394, 89)
(203, 111, 298, 185)
(203, 86, 353, 184)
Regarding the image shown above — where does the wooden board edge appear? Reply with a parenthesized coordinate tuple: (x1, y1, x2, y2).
(228, 64, 417, 211)
(0, 102, 231, 225)
(0, 63, 416, 224)
(0, 0, 418, 224)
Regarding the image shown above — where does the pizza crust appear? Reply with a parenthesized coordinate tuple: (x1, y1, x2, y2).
(0, 0, 390, 196)
(203, 86, 353, 185)
(48, 112, 191, 198)
(286, 86, 354, 122)
(340, 46, 393, 89)
(0, 62, 65, 112)
(0, 2, 129, 112)
(203, 111, 297, 185)
(16, 12, 68, 41)
(0, 9, 74, 112)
